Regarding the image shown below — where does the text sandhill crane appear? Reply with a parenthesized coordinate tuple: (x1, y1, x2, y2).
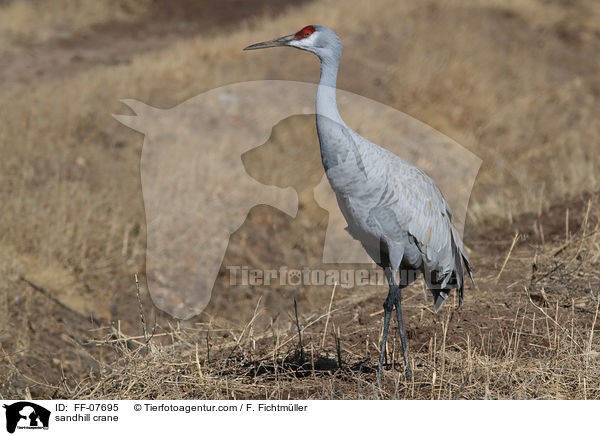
(245, 25, 474, 380)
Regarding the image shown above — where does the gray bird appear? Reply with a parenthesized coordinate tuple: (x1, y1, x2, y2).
(245, 25, 473, 380)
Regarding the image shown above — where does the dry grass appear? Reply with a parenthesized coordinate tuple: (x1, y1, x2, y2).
(52, 194, 598, 400)
(3, 193, 598, 400)
(1, 0, 600, 399)
(50, 209, 600, 400)
(0, 0, 150, 46)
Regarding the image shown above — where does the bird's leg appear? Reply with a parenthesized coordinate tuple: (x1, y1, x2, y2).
(394, 289, 412, 380)
(380, 267, 412, 380)
(377, 285, 396, 383)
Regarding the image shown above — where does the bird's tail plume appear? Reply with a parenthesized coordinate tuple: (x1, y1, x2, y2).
(432, 228, 474, 312)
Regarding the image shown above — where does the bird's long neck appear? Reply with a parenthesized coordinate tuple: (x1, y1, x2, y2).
(316, 50, 355, 175)
(316, 54, 344, 126)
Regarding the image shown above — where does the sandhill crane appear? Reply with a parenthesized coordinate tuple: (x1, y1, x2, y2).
(244, 25, 473, 379)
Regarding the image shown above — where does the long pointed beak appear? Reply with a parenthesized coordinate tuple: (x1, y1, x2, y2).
(243, 34, 295, 50)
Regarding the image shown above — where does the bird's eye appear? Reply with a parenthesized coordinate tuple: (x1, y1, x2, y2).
(295, 25, 315, 40)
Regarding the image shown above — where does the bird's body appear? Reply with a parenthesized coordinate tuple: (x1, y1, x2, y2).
(245, 25, 473, 379)
(320, 118, 467, 292)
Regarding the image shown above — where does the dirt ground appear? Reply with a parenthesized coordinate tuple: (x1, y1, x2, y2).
(1, 0, 599, 399)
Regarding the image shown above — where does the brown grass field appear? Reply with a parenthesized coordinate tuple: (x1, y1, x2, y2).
(1, 0, 600, 399)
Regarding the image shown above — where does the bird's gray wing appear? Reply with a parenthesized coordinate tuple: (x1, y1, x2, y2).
(371, 151, 462, 283)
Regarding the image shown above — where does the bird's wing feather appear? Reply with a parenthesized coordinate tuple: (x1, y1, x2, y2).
(367, 145, 463, 279)
(335, 133, 471, 292)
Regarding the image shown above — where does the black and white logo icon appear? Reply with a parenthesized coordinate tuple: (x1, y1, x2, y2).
(3, 402, 50, 434)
